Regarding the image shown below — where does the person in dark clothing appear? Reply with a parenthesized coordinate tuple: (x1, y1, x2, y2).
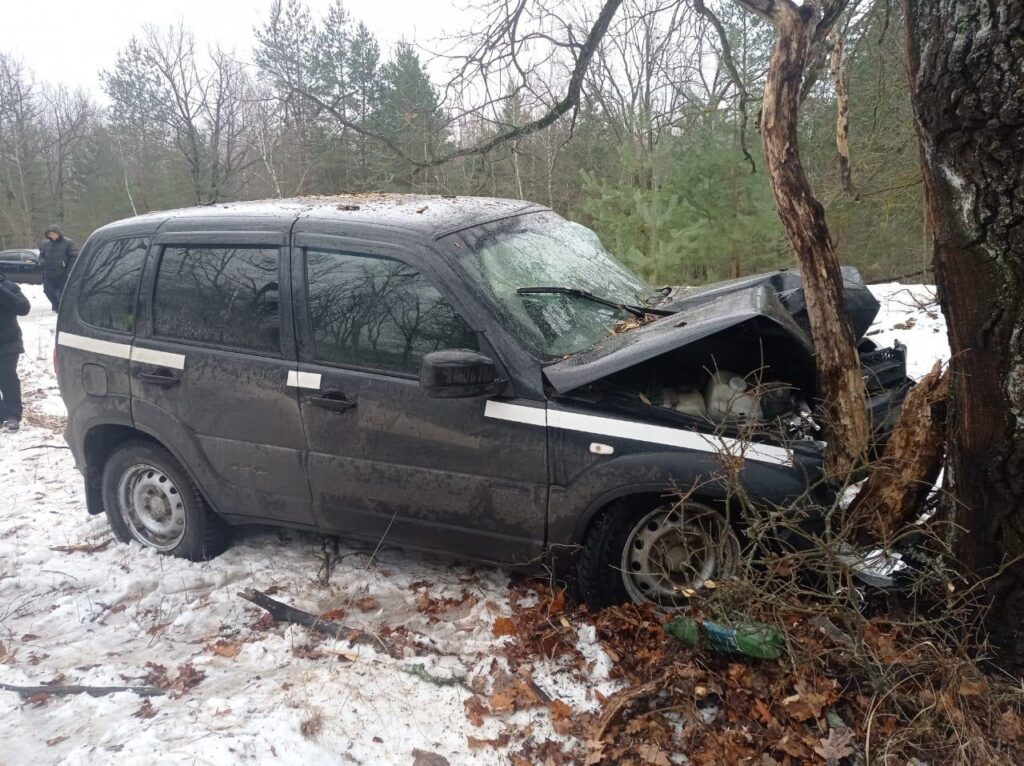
(0, 271, 31, 432)
(39, 224, 77, 311)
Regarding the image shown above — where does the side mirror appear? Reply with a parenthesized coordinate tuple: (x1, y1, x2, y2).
(419, 349, 505, 399)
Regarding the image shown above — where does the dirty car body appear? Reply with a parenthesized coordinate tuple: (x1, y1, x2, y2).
(56, 196, 910, 607)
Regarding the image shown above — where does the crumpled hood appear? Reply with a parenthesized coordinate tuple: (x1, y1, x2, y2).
(543, 282, 815, 394)
(541, 266, 879, 395)
(661, 265, 880, 339)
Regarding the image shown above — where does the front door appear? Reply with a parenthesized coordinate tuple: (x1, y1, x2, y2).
(131, 233, 313, 527)
(291, 238, 548, 564)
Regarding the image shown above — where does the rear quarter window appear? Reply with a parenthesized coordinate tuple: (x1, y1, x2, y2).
(78, 238, 149, 333)
(152, 245, 281, 353)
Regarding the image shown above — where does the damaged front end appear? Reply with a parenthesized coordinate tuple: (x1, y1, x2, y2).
(543, 266, 912, 476)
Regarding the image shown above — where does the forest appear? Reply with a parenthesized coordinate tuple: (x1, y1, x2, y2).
(0, 0, 927, 286)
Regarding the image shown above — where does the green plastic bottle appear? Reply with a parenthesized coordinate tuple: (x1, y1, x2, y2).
(664, 617, 785, 660)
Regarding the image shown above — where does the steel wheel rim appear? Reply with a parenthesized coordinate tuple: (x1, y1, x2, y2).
(117, 463, 186, 551)
(620, 503, 738, 607)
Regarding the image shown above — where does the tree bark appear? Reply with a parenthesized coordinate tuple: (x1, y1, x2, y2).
(902, 1, 1024, 660)
(734, 0, 869, 477)
(829, 30, 856, 198)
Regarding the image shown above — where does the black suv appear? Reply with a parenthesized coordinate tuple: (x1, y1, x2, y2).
(56, 195, 909, 607)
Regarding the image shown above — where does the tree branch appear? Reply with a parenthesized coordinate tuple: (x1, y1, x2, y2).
(0, 682, 165, 698)
(693, 0, 756, 173)
(238, 588, 399, 658)
(290, 0, 624, 169)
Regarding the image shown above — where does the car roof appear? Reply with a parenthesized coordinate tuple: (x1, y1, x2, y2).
(97, 194, 549, 241)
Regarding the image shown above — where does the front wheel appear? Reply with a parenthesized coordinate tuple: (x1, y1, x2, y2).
(102, 440, 229, 561)
(577, 499, 740, 609)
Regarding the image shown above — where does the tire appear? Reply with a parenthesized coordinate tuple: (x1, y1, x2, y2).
(577, 498, 740, 610)
(102, 440, 229, 561)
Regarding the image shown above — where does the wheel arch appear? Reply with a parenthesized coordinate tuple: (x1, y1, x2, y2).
(81, 423, 214, 517)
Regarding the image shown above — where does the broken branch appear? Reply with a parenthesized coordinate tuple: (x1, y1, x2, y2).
(0, 682, 165, 698)
(592, 666, 676, 741)
(238, 587, 399, 658)
(848, 361, 949, 540)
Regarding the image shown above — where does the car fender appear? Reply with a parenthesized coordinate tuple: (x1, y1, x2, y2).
(547, 449, 823, 549)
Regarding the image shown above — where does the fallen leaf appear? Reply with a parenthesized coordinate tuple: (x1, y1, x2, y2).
(46, 735, 68, 746)
(133, 699, 156, 719)
(548, 699, 573, 735)
(489, 678, 542, 713)
(467, 733, 510, 749)
(25, 693, 50, 707)
(320, 608, 347, 621)
(752, 697, 775, 725)
(354, 596, 380, 613)
(142, 661, 168, 687)
(209, 640, 241, 659)
(170, 662, 205, 695)
(584, 740, 605, 765)
(411, 749, 449, 766)
(814, 729, 855, 764)
(782, 678, 837, 722)
(492, 617, 517, 638)
(464, 695, 488, 727)
(292, 645, 326, 660)
(636, 744, 671, 766)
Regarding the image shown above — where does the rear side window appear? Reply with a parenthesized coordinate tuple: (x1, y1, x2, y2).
(153, 246, 281, 353)
(305, 250, 478, 374)
(78, 238, 149, 333)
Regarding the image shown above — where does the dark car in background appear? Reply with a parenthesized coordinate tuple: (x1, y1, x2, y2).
(54, 195, 911, 608)
(0, 248, 42, 283)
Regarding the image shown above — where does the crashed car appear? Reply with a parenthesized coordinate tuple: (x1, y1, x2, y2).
(55, 195, 910, 608)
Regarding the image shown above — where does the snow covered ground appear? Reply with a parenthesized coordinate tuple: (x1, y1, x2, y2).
(0, 282, 948, 765)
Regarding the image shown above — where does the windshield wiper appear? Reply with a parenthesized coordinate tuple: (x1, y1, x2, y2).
(515, 286, 651, 319)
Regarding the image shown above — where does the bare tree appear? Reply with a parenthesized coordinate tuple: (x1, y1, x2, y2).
(0, 53, 40, 245)
(201, 47, 260, 202)
(722, 0, 868, 477)
(143, 23, 206, 204)
(39, 84, 95, 222)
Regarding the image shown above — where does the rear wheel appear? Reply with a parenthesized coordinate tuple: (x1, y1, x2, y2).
(102, 440, 229, 561)
(578, 499, 740, 609)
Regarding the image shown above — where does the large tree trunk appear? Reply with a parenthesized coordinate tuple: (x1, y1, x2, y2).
(902, 1, 1024, 659)
(736, 0, 869, 477)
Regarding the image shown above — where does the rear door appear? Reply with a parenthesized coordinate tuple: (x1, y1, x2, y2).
(291, 232, 549, 564)
(131, 230, 313, 528)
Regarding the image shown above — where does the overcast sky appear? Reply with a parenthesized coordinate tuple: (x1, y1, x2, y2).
(0, 0, 463, 93)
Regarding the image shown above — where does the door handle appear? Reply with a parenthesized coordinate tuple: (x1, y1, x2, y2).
(308, 390, 356, 412)
(137, 368, 181, 387)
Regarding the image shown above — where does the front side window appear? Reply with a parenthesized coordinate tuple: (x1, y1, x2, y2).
(305, 250, 477, 374)
(450, 211, 660, 359)
(153, 245, 281, 353)
(79, 237, 149, 332)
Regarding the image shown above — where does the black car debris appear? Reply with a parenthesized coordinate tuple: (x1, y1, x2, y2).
(0, 248, 42, 284)
(55, 195, 910, 607)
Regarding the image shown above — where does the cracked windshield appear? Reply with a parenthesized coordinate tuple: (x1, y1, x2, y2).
(456, 212, 661, 358)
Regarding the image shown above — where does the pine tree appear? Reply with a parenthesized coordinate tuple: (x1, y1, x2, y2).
(378, 42, 447, 188)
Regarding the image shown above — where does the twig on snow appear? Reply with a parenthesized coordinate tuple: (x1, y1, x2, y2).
(399, 662, 471, 690)
(238, 587, 400, 658)
(0, 681, 165, 698)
